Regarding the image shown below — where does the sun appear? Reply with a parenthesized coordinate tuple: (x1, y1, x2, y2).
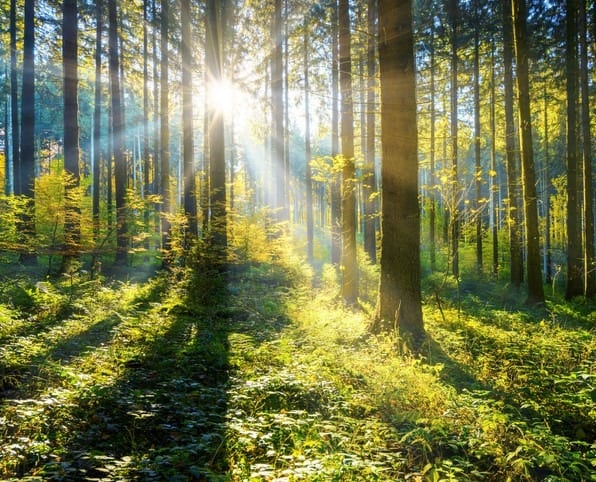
(208, 78, 238, 118)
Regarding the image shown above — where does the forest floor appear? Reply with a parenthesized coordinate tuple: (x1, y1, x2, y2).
(0, 250, 594, 481)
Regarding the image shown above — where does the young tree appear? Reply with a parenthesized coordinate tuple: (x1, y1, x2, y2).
(372, 0, 424, 345)
(512, 0, 545, 304)
(61, 0, 80, 271)
(339, 0, 358, 305)
(108, 0, 127, 265)
(182, 0, 197, 239)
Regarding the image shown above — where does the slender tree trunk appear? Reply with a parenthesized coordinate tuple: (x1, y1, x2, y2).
(490, 38, 499, 277)
(142, 0, 151, 248)
(503, 0, 523, 286)
(10, 0, 19, 196)
(543, 84, 552, 284)
(512, 0, 545, 304)
(206, 0, 227, 258)
(160, 0, 171, 265)
(93, 0, 103, 241)
(152, 0, 160, 236)
(448, 0, 459, 278)
(565, 0, 583, 299)
(473, 0, 483, 272)
(373, 0, 424, 346)
(304, 28, 314, 263)
(579, 0, 595, 297)
(429, 18, 437, 272)
(20, 0, 36, 265)
(61, 0, 80, 271)
(330, 0, 341, 266)
(108, 0, 127, 265)
(339, 0, 358, 305)
(364, 0, 378, 264)
(182, 0, 197, 240)
(271, 0, 285, 221)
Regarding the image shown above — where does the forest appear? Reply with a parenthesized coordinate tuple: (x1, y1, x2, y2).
(0, 0, 594, 480)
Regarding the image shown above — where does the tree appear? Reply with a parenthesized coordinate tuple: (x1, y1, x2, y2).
(473, 0, 483, 272)
(303, 24, 314, 263)
(330, 0, 341, 266)
(206, 0, 227, 258)
(182, 0, 197, 240)
(92, 0, 103, 240)
(108, 0, 127, 265)
(502, 0, 523, 287)
(20, 0, 36, 265)
(372, 0, 424, 345)
(512, 0, 545, 304)
(363, 0, 378, 264)
(9, 0, 19, 197)
(160, 0, 171, 265)
(61, 0, 80, 271)
(339, 0, 358, 305)
(579, 0, 594, 298)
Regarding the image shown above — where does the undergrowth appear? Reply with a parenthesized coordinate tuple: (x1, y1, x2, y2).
(0, 244, 594, 481)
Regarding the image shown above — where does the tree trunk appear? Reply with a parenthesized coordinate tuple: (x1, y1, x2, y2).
(93, 0, 103, 241)
(61, 0, 80, 271)
(304, 27, 314, 263)
(182, 0, 197, 240)
(339, 0, 358, 305)
(448, 0, 459, 278)
(271, 0, 285, 221)
(429, 17, 437, 272)
(206, 0, 227, 258)
(142, 0, 151, 248)
(490, 38, 499, 277)
(565, 0, 583, 299)
(473, 0, 483, 272)
(512, 0, 545, 304)
(10, 0, 19, 196)
(160, 0, 171, 265)
(330, 0, 341, 266)
(502, 0, 523, 287)
(373, 0, 424, 346)
(108, 0, 127, 265)
(364, 0, 378, 264)
(20, 0, 36, 265)
(579, 0, 595, 297)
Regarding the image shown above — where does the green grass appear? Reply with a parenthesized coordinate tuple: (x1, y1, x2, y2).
(0, 251, 594, 481)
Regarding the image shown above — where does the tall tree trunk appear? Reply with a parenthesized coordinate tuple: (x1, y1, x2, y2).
(271, 0, 285, 221)
(363, 0, 378, 264)
(206, 0, 227, 258)
(10, 0, 19, 196)
(330, 0, 341, 265)
(304, 27, 314, 263)
(473, 0, 483, 272)
(373, 0, 424, 346)
(182, 0, 197, 240)
(429, 17, 437, 272)
(339, 0, 358, 305)
(565, 0, 583, 299)
(448, 0, 459, 278)
(490, 38, 499, 277)
(142, 0, 151, 248)
(108, 0, 127, 265)
(512, 0, 545, 304)
(20, 0, 36, 265)
(61, 0, 80, 271)
(160, 0, 171, 265)
(502, 0, 523, 286)
(543, 84, 552, 284)
(579, 0, 595, 297)
(152, 0, 160, 236)
(93, 0, 103, 241)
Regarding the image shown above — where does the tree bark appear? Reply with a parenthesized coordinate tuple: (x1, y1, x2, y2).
(473, 0, 483, 272)
(330, 0, 341, 266)
(512, 0, 545, 304)
(61, 0, 80, 271)
(10, 0, 19, 196)
(304, 27, 314, 263)
(182, 0, 197, 240)
(160, 0, 171, 265)
(339, 0, 358, 305)
(448, 0, 459, 278)
(93, 0, 103, 241)
(373, 0, 424, 346)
